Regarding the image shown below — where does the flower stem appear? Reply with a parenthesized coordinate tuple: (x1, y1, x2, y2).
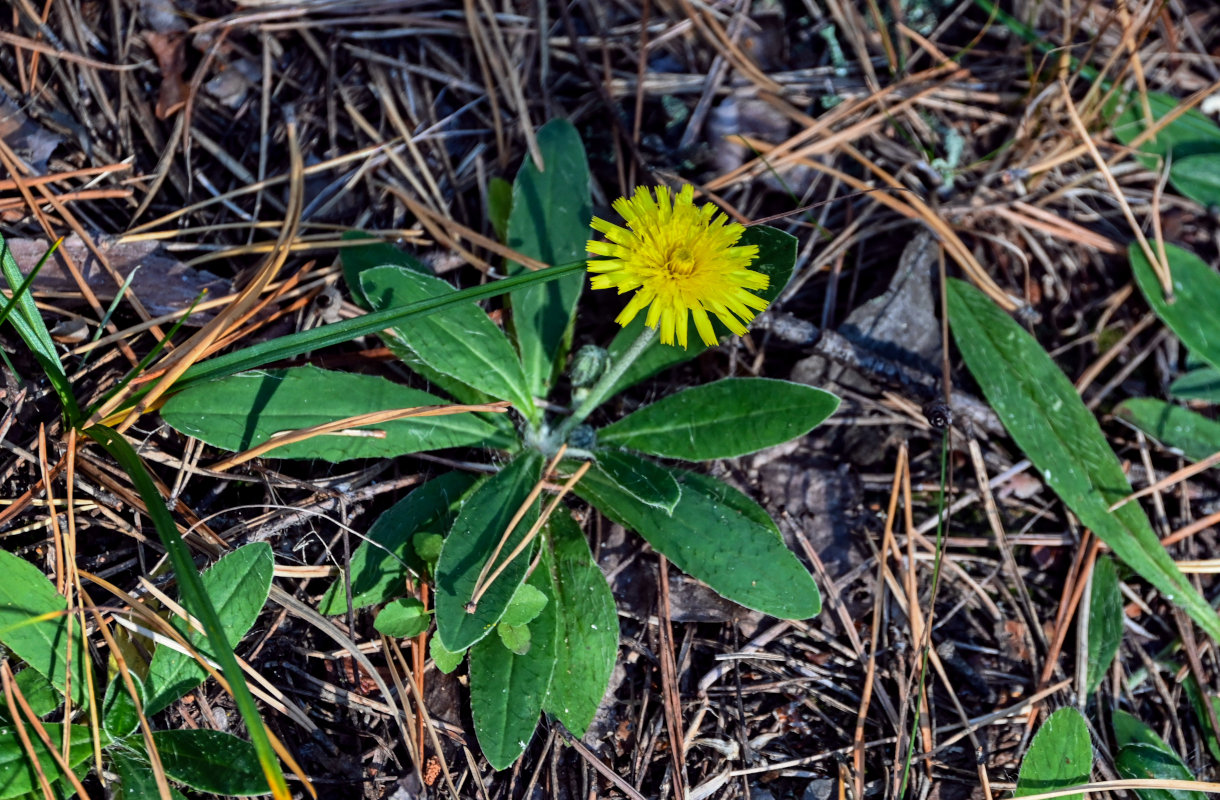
(556, 325, 657, 441)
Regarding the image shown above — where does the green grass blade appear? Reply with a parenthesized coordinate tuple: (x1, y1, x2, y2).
(84, 425, 290, 800)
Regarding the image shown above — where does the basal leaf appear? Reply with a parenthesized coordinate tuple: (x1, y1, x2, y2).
(1168, 153, 1220, 208)
(575, 467, 820, 619)
(1085, 556, 1123, 694)
(111, 753, 190, 800)
(506, 119, 592, 395)
(318, 471, 478, 615)
(488, 177, 513, 244)
(605, 225, 798, 399)
(339, 231, 431, 310)
(361, 266, 535, 414)
(0, 669, 62, 722)
(542, 511, 617, 737)
(374, 598, 430, 638)
(161, 365, 505, 461)
(1112, 715, 1207, 800)
(1184, 678, 1220, 762)
(1107, 90, 1220, 168)
(430, 636, 464, 674)
(102, 673, 144, 739)
(434, 452, 544, 651)
(0, 551, 88, 705)
(152, 729, 270, 796)
(144, 543, 273, 715)
(1130, 242, 1220, 372)
(1115, 398, 1220, 463)
(592, 449, 681, 513)
(1169, 368, 1220, 402)
(598, 378, 838, 460)
(946, 278, 1220, 643)
(1014, 707, 1092, 800)
(469, 565, 558, 770)
(0, 724, 92, 800)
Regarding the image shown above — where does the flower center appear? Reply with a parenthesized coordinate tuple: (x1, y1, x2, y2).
(666, 246, 697, 277)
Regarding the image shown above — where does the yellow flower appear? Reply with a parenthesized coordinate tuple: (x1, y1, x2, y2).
(586, 185, 768, 348)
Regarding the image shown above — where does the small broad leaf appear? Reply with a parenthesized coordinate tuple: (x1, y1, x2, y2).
(488, 177, 513, 243)
(575, 467, 820, 619)
(1114, 709, 1165, 749)
(505, 119, 592, 395)
(1014, 707, 1092, 800)
(144, 543, 273, 715)
(0, 550, 88, 705)
(374, 598, 430, 638)
(1184, 678, 1220, 762)
(318, 471, 477, 615)
(430, 637, 465, 674)
(542, 511, 617, 737)
(434, 452, 544, 651)
(496, 622, 532, 655)
(102, 674, 144, 739)
(111, 753, 191, 800)
(1085, 556, 1123, 694)
(1169, 368, 1220, 402)
(1168, 153, 1220, 208)
(339, 231, 431, 310)
(500, 583, 548, 627)
(1115, 743, 1206, 800)
(592, 449, 680, 513)
(1107, 90, 1220, 168)
(946, 278, 1220, 643)
(0, 668, 61, 722)
(605, 225, 798, 398)
(361, 266, 535, 413)
(469, 566, 558, 770)
(152, 729, 269, 796)
(413, 532, 444, 565)
(598, 378, 838, 460)
(1115, 398, 1220, 463)
(161, 365, 504, 461)
(1131, 242, 1220, 372)
(0, 723, 92, 800)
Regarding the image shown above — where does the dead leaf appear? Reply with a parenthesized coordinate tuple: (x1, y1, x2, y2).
(145, 31, 188, 119)
(0, 90, 62, 175)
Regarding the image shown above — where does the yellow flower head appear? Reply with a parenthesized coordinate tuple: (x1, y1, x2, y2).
(586, 185, 768, 348)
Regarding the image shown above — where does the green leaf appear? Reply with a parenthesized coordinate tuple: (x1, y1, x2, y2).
(1013, 707, 1092, 800)
(85, 426, 288, 797)
(0, 669, 62, 723)
(1113, 708, 1165, 750)
(605, 225, 798, 398)
(361, 266, 535, 413)
(102, 674, 143, 739)
(1184, 678, 1220, 762)
(161, 365, 504, 462)
(318, 471, 478, 615)
(1085, 556, 1123, 694)
(144, 542, 274, 715)
(945, 278, 1220, 643)
(488, 177, 513, 244)
(374, 598, 430, 638)
(413, 533, 444, 565)
(592, 449, 680, 514)
(0, 724, 92, 800)
(598, 378, 839, 460)
(0, 551, 88, 706)
(469, 566, 558, 770)
(1131, 242, 1220, 372)
(496, 623, 532, 655)
(1115, 398, 1220, 463)
(541, 511, 617, 737)
(1168, 153, 1220, 207)
(500, 583, 548, 627)
(1107, 90, 1220, 168)
(434, 453, 544, 651)
(679, 469, 783, 539)
(152, 729, 270, 796)
(575, 467, 820, 619)
(111, 753, 190, 800)
(430, 637, 464, 674)
(340, 231, 431, 309)
(1169, 368, 1220, 402)
(1115, 744, 1206, 800)
(505, 119, 592, 395)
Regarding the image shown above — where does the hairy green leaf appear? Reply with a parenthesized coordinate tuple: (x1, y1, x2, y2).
(0, 724, 92, 800)
(592, 449, 681, 513)
(374, 598, 430, 638)
(153, 729, 270, 796)
(0, 551, 88, 706)
(1115, 398, 1220, 463)
(1131, 242, 1220, 372)
(1014, 707, 1092, 800)
(1085, 556, 1123, 694)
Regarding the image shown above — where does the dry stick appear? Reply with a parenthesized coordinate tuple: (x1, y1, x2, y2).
(1163, 507, 1220, 547)
(1059, 79, 1170, 296)
(207, 402, 510, 472)
(0, 28, 146, 69)
(467, 458, 592, 612)
(1110, 449, 1220, 512)
(854, 443, 907, 800)
(386, 638, 460, 800)
(656, 555, 686, 800)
